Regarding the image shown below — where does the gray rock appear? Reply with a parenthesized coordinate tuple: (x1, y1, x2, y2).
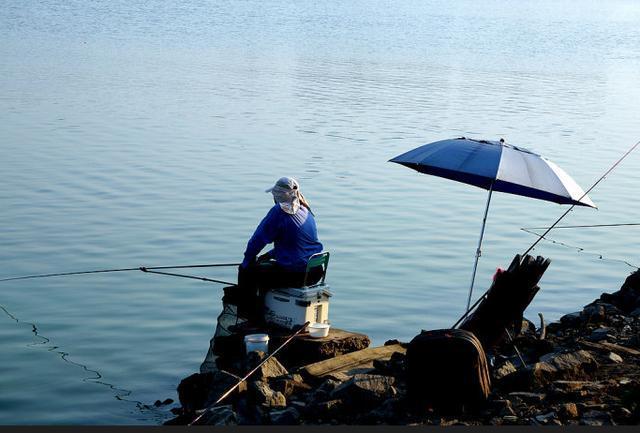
(508, 392, 546, 404)
(494, 361, 517, 380)
(612, 406, 633, 421)
(192, 405, 237, 426)
(528, 361, 558, 387)
(534, 411, 557, 424)
(235, 399, 266, 425)
(290, 373, 305, 383)
(491, 399, 516, 417)
(249, 381, 287, 408)
(607, 352, 623, 364)
(588, 327, 614, 342)
(360, 398, 404, 424)
(544, 350, 598, 379)
(558, 402, 579, 419)
(559, 312, 582, 326)
(318, 378, 342, 394)
(583, 302, 623, 322)
(580, 410, 614, 426)
(582, 304, 606, 322)
(307, 398, 344, 419)
(246, 352, 288, 380)
(579, 403, 609, 412)
(289, 400, 306, 412)
(246, 350, 267, 366)
(552, 380, 603, 394)
(496, 361, 555, 391)
(331, 374, 397, 411)
(630, 307, 640, 318)
(269, 376, 311, 397)
(177, 371, 238, 412)
(269, 407, 300, 425)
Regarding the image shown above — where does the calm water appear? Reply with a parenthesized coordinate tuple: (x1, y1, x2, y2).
(1, 0, 639, 424)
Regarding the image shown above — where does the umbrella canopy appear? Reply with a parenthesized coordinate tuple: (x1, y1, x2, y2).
(390, 137, 595, 208)
(390, 137, 596, 313)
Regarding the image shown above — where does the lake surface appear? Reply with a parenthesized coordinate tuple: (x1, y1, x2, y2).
(1, 0, 639, 424)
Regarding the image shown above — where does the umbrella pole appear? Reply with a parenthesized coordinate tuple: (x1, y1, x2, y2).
(466, 183, 494, 313)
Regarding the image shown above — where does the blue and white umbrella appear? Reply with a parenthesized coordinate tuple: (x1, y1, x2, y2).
(390, 137, 596, 311)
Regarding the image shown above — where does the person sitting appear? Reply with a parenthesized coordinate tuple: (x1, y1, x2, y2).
(238, 176, 324, 296)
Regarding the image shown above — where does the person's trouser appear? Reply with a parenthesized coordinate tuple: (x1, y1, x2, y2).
(234, 261, 323, 322)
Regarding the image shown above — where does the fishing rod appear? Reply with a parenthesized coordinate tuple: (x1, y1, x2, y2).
(522, 223, 640, 230)
(0, 262, 241, 283)
(139, 268, 235, 286)
(189, 321, 311, 426)
(453, 138, 640, 328)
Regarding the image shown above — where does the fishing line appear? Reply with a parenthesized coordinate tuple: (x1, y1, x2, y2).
(521, 139, 640, 258)
(0, 303, 161, 416)
(0, 262, 240, 283)
(521, 228, 639, 269)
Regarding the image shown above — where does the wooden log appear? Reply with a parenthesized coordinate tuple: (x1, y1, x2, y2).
(578, 339, 640, 357)
(300, 344, 406, 380)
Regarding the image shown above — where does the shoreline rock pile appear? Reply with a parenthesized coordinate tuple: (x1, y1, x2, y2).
(165, 269, 640, 425)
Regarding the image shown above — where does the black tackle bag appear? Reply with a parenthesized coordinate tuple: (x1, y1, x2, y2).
(406, 328, 491, 413)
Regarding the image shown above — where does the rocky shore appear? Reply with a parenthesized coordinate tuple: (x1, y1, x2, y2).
(165, 269, 640, 426)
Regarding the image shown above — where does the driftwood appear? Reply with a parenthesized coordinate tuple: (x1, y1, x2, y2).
(300, 344, 405, 380)
(578, 339, 640, 357)
(459, 254, 551, 351)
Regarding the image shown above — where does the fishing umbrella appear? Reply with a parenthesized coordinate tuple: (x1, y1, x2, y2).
(390, 137, 596, 312)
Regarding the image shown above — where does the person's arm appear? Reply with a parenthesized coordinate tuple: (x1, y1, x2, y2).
(241, 207, 280, 268)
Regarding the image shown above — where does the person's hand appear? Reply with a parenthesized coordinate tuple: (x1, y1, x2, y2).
(257, 253, 271, 263)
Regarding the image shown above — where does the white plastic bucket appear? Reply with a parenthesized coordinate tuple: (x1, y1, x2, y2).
(244, 334, 269, 354)
(308, 323, 331, 338)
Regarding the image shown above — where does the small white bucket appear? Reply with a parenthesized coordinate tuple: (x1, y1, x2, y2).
(308, 323, 331, 338)
(244, 334, 269, 354)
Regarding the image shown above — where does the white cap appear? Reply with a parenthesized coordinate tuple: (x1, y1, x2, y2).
(265, 176, 299, 193)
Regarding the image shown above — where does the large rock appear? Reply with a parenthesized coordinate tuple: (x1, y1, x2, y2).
(498, 350, 598, 391)
(306, 399, 344, 421)
(534, 411, 558, 425)
(508, 392, 546, 404)
(493, 360, 517, 381)
(558, 402, 579, 419)
(358, 398, 405, 425)
(541, 350, 598, 380)
(245, 351, 289, 380)
(559, 312, 582, 327)
(330, 374, 396, 411)
(269, 374, 311, 398)
(588, 327, 615, 342)
(549, 380, 604, 401)
(580, 410, 615, 426)
(269, 407, 301, 425)
(599, 269, 640, 314)
(191, 405, 238, 425)
(177, 371, 239, 412)
(249, 381, 287, 408)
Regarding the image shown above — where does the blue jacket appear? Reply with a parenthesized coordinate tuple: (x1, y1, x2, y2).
(242, 205, 323, 272)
